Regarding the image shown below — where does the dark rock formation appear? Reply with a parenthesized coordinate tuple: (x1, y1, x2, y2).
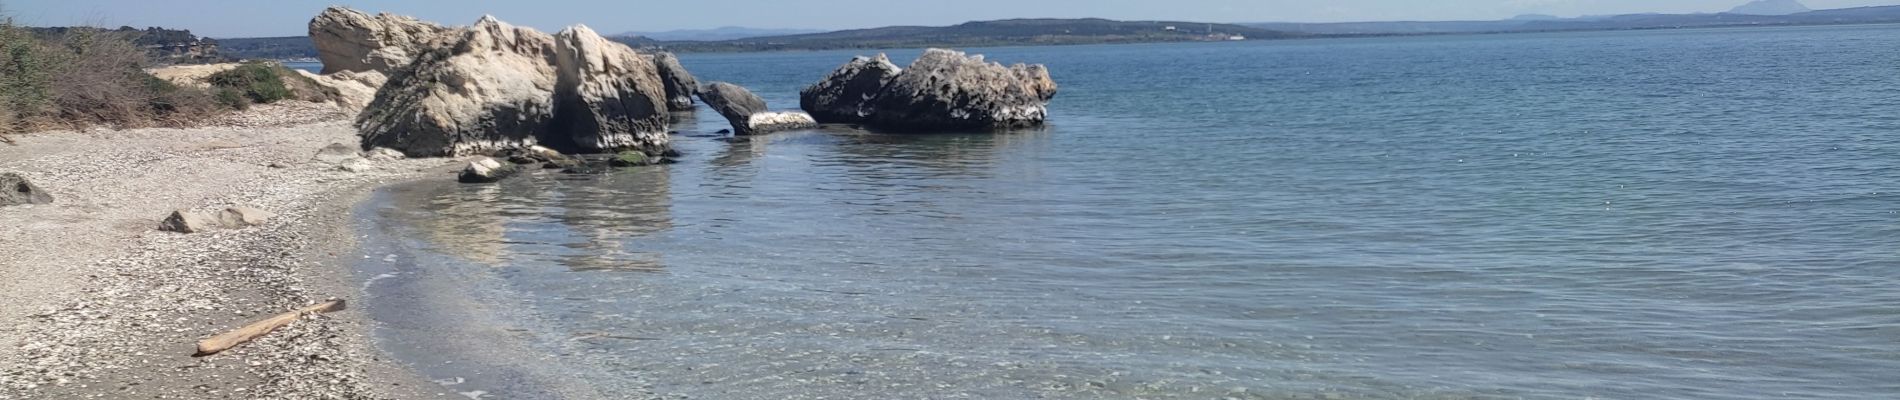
(652, 52, 700, 111)
(866, 49, 1057, 132)
(799, 49, 1057, 132)
(0, 173, 52, 206)
(799, 53, 902, 123)
(698, 82, 816, 135)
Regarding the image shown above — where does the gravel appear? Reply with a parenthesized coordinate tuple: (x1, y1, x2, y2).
(0, 102, 461, 399)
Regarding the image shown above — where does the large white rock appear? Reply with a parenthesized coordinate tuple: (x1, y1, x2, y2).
(552, 25, 670, 153)
(346, 12, 675, 158)
(308, 7, 456, 74)
(357, 16, 561, 157)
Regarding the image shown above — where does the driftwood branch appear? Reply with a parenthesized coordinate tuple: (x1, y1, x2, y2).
(193, 299, 346, 357)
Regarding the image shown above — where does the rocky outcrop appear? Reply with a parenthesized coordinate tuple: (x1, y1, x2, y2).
(296, 69, 387, 111)
(357, 16, 561, 157)
(800, 49, 1058, 132)
(552, 25, 670, 153)
(651, 52, 699, 111)
(0, 173, 52, 206)
(345, 10, 673, 158)
(308, 7, 455, 74)
(699, 82, 816, 135)
(868, 49, 1057, 131)
(799, 54, 902, 123)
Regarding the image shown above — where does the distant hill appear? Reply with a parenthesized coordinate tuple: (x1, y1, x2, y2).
(617, 26, 827, 41)
(1248, 4, 1900, 35)
(1730, 0, 1811, 15)
(217, 36, 316, 60)
(25, 26, 223, 63)
(618, 18, 1294, 52)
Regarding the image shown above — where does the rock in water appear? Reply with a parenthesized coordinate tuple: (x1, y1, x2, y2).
(699, 82, 767, 129)
(652, 52, 700, 111)
(216, 207, 274, 228)
(348, 11, 675, 158)
(158, 211, 219, 233)
(0, 173, 52, 206)
(308, 6, 456, 74)
(745, 112, 818, 134)
(608, 151, 653, 167)
(867, 48, 1058, 132)
(698, 82, 815, 135)
(800, 53, 903, 123)
(357, 16, 561, 157)
(458, 157, 518, 183)
(551, 25, 670, 153)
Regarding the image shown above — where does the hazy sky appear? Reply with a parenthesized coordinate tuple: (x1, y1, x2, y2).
(4, 0, 1900, 38)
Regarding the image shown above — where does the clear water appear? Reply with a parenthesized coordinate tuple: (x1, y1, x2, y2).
(355, 24, 1900, 400)
(284, 61, 323, 73)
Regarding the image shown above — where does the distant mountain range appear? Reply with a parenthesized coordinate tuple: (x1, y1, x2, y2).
(215, 1, 1900, 58)
(615, 26, 827, 41)
(615, 19, 1287, 52)
(1730, 0, 1812, 15)
(1247, 2, 1900, 36)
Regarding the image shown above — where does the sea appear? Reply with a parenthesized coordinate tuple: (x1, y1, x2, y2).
(350, 24, 1900, 399)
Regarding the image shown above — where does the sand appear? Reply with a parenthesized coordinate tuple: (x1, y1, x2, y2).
(0, 101, 464, 399)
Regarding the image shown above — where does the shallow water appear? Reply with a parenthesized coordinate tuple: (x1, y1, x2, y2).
(357, 24, 1900, 399)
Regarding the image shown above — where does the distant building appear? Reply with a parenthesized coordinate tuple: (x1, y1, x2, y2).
(1164, 26, 1177, 31)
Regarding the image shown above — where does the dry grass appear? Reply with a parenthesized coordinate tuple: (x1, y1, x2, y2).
(0, 21, 311, 134)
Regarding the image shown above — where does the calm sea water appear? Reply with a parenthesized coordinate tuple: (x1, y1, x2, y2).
(354, 24, 1900, 400)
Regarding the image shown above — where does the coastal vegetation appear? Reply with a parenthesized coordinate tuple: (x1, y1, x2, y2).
(203, 61, 326, 109)
(0, 16, 318, 136)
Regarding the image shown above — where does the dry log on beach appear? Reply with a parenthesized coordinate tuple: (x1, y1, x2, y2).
(194, 299, 347, 357)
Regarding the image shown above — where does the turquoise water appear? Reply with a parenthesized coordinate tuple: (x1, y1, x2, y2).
(356, 24, 1900, 399)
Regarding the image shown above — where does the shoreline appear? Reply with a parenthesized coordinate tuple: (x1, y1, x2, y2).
(0, 102, 461, 399)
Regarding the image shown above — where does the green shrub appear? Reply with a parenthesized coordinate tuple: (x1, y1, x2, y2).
(206, 62, 295, 104)
(0, 17, 237, 133)
(212, 87, 249, 110)
(0, 21, 61, 118)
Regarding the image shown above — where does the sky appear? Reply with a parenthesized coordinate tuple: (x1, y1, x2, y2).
(3, 0, 1900, 38)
